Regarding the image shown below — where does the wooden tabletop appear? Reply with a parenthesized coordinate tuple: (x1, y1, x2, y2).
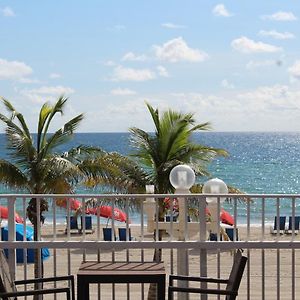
(77, 261, 165, 276)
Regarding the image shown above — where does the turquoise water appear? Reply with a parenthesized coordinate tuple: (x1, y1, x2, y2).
(1, 132, 300, 224)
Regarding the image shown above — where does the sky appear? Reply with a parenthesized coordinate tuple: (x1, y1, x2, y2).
(0, 1, 299, 132)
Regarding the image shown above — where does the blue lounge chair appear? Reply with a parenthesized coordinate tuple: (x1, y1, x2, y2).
(65, 216, 80, 234)
(80, 216, 94, 233)
(285, 216, 300, 234)
(270, 216, 286, 234)
(103, 228, 116, 241)
(226, 227, 239, 241)
(118, 228, 134, 241)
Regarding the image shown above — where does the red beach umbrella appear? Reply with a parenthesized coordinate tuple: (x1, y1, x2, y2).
(56, 198, 82, 211)
(206, 207, 234, 226)
(0, 206, 24, 223)
(87, 206, 128, 223)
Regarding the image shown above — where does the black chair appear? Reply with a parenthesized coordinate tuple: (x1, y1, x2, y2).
(168, 250, 247, 300)
(270, 216, 286, 234)
(285, 216, 300, 234)
(0, 249, 75, 299)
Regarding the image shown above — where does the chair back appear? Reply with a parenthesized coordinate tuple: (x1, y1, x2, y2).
(81, 216, 93, 230)
(288, 216, 300, 231)
(118, 228, 132, 241)
(225, 250, 247, 300)
(0, 249, 17, 300)
(274, 216, 286, 230)
(103, 228, 116, 241)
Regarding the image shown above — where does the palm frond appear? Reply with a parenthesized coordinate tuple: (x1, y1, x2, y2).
(40, 114, 84, 159)
(0, 159, 28, 189)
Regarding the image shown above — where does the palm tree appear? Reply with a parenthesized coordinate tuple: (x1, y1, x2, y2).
(129, 102, 227, 299)
(0, 96, 127, 298)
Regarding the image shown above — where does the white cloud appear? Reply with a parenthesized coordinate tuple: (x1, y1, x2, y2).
(110, 88, 137, 96)
(246, 60, 277, 69)
(231, 36, 282, 53)
(1, 7, 15, 17)
(49, 73, 62, 79)
(161, 23, 186, 29)
(221, 79, 234, 89)
(121, 52, 147, 62)
(111, 66, 156, 81)
(258, 30, 295, 40)
(156, 65, 169, 77)
(170, 85, 300, 131)
(20, 85, 75, 103)
(261, 11, 297, 21)
(288, 61, 300, 80)
(0, 58, 32, 80)
(153, 37, 209, 63)
(212, 4, 233, 17)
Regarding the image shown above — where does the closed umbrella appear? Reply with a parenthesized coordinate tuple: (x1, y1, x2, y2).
(206, 207, 234, 226)
(87, 206, 128, 223)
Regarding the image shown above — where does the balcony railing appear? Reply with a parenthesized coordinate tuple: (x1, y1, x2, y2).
(0, 193, 300, 299)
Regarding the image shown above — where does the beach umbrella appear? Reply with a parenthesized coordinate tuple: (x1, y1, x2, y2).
(56, 198, 128, 223)
(206, 207, 234, 226)
(56, 198, 82, 211)
(0, 206, 24, 223)
(87, 206, 128, 223)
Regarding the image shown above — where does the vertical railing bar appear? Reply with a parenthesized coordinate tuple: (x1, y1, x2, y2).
(140, 198, 144, 300)
(276, 197, 280, 300)
(52, 197, 57, 299)
(184, 196, 188, 241)
(217, 196, 221, 298)
(234, 198, 237, 241)
(155, 197, 159, 262)
(97, 197, 101, 300)
(82, 197, 86, 262)
(112, 198, 115, 300)
(170, 196, 174, 275)
(246, 196, 250, 300)
(125, 197, 130, 300)
(291, 196, 295, 300)
(67, 197, 71, 276)
(36, 197, 42, 279)
(261, 197, 265, 300)
(292, 197, 296, 240)
(22, 197, 27, 299)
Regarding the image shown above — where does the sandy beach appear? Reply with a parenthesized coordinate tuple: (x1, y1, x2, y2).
(11, 223, 300, 299)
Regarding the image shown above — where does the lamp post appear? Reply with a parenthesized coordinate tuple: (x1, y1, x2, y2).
(203, 178, 228, 237)
(170, 165, 195, 300)
(144, 185, 155, 233)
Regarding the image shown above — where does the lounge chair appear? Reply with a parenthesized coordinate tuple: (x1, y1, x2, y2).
(168, 249, 247, 300)
(118, 228, 134, 241)
(0, 249, 75, 299)
(80, 216, 94, 234)
(285, 216, 300, 234)
(65, 216, 80, 234)
(209, 228, 238, 241)
(270, 216, 286, 234)
(103, 228, 117, 241)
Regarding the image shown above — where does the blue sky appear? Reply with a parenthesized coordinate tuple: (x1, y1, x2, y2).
(0, 1, 299, 132)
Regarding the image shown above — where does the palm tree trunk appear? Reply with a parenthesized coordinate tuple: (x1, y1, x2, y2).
(28, 198, 44, 300)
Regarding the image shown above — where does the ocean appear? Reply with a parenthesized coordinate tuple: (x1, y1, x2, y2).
(1, 132, 300, 224)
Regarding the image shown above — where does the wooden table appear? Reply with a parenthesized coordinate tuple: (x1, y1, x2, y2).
(77, 261, 166, 300)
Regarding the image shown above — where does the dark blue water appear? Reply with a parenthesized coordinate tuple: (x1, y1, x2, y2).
(1, 132, 300, 223)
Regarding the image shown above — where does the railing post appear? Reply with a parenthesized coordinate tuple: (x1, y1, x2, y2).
(199, 195, 207, 300)
(8, 196, 16, 280)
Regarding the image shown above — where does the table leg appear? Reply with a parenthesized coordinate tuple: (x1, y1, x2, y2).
(157, 276, 166, 300)
(77, 277, 89, 300)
